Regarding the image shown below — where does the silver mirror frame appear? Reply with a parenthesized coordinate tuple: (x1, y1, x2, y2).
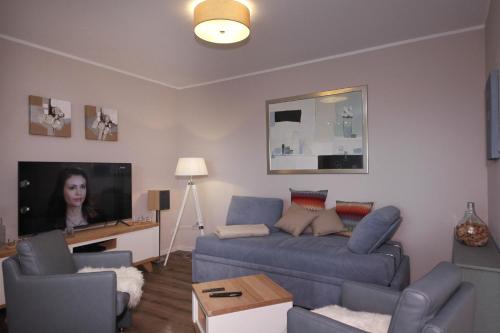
(266, 85, 368, 174)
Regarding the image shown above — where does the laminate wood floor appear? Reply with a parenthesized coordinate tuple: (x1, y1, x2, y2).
(128, 251, 195, 333)
(0, 251, 195, 333)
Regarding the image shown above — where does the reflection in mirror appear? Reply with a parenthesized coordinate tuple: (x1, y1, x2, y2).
(267, 86, 367, 174)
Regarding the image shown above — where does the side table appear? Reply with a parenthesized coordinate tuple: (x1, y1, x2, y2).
(192, 274, 293, 333)
(452, 239, 500, 333)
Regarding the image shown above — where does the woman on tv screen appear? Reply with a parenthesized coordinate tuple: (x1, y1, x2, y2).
(47, 167, 98, 232)
(19, 161, 132, 236)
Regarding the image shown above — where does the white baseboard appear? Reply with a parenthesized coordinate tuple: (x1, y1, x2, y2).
(173, 245, 195, 252)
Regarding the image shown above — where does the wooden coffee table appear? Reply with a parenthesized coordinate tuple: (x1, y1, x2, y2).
(192, 274, 293, 333)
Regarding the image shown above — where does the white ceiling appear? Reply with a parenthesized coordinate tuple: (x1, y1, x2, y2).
(0, 0, 490, 89)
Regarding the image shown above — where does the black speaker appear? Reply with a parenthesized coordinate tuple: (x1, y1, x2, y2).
(147, 189, 170, 263)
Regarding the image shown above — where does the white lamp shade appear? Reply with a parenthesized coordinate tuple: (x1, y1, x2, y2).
(175, 157, 208, 176)
(194, 0, 250, 44)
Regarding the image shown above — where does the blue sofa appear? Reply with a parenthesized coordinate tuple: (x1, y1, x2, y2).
(192, 196, 410, 309)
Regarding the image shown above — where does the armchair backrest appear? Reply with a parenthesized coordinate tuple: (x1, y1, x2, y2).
(16, 230, 76, 275)
(389, 262, 463, 333)
(226, 196, 283, 231)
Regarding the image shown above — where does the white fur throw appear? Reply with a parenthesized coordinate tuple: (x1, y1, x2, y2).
(312, 305, 391, 333)
(78, 266, 144, 308)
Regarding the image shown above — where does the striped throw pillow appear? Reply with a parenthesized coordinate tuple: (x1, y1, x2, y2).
(290, 188, 328, 211)
(336, 201, 374, 235)
(336, 201, 374, 216)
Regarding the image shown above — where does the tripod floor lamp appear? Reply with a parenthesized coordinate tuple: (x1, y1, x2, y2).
(163, 157, 207, 267)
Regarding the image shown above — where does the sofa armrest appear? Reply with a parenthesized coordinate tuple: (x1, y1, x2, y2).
(342, 281, 401, 315)
(287, 307, 368, 333)
(422, 283, 475, 333)
(73, 251, 132, 269)
(3, 258, 117, 333)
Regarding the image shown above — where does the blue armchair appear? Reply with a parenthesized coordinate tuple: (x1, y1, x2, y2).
(288, 262, 475, 333)
(3, 230, 133, 333)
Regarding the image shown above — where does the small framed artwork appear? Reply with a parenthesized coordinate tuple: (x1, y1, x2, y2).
(487, 69, 500, 160)
(85, 105, 118, 141)
(266, 85, 368, 174)
(29, 95, 71, 137)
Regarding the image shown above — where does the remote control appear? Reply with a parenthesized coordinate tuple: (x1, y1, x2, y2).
(202, 287, 225, 293)
(209, 291, 243, 298)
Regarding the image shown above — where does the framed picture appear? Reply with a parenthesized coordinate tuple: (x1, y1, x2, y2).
(85, 106, 118, 141)
(266, 85, 368, 174)
(29, 95, 71, 137)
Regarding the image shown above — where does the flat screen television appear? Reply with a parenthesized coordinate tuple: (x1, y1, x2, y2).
(18, 161, 132, 236)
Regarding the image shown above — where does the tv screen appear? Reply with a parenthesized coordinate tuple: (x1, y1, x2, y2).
(18, 162, 132, 236)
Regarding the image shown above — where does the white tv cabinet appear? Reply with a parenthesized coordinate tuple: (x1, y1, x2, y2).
(0, 221, 159, 307)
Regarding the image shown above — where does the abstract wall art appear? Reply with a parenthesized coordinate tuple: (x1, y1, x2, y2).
(266, 86, 368, 174)
(85, 105, 118, 141)
(29, 95, 71, 137)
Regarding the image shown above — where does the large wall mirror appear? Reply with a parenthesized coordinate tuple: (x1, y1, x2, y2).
(266, 86, 368, 174)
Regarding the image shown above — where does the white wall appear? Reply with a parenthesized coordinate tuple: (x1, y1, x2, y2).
(175, 30, 487, 279)
(0, 38, 179, 250)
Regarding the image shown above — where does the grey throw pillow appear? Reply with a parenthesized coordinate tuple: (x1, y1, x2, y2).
(347, 206, 402, 254)
(275, 203, 319, 237)
(311, 208, 345, 236)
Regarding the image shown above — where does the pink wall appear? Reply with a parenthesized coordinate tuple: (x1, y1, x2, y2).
(0, 29, 489, 279)
(0, 38, 179, 248)
(486, 0, 500, 245)
(176, 30, 487, 279)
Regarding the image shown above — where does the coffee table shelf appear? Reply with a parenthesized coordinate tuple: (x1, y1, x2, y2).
(192, 274, 293, 333)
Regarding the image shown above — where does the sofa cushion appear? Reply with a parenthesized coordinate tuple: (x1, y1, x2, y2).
(336, 201, 374, 233)
(347, 206, 401, 254)
(215, 224, 270, 239)
(16, 230, 76, 275)
(311, 208, 345, 236)
(226, 196, 283, 232)
(339, 214, 364, 231)
(336, 201, 374, 217)
(195, 232, 403, 286)
(275, 203, 319, 236)
(290, 188, 328, 210)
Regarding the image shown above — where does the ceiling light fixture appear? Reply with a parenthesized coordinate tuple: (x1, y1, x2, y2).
(194, 0, 250, 44)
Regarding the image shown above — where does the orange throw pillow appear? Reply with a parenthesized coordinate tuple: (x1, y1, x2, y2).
(336, 201, 374, 216)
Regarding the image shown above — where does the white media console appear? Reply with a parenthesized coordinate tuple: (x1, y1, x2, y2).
(0, 221, 159, 307)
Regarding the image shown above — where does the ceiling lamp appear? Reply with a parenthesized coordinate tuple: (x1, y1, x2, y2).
(194, 0, 250, 44)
